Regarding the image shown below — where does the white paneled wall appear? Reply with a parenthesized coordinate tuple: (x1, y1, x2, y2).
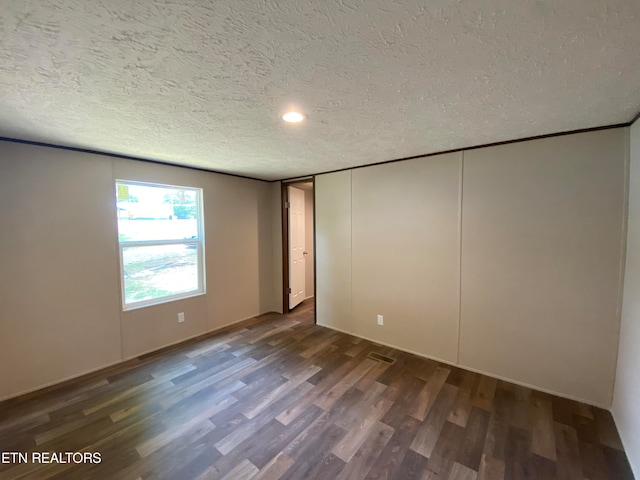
(351, 153, 461, 364)
(316, 128, 627, 407)
(316, 171, 353, 331)
(613, 121, 640, 479)
(460, 130, 626, 406)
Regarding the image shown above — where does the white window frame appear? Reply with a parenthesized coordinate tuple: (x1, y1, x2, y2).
(116, 180, 206, 310)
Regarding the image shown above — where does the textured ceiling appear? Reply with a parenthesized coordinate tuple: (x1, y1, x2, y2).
(1, 1, 639, 181)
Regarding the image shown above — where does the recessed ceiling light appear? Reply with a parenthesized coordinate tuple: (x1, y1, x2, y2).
(282, 111, 306, 123)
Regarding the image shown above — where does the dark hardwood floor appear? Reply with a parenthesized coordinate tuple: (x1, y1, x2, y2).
(0, 299, 634, 480)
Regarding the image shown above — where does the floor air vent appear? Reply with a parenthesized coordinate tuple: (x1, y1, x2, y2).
(367, 352, 396, 364)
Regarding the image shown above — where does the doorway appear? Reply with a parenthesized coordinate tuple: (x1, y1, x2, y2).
(282, 179, 315, 317)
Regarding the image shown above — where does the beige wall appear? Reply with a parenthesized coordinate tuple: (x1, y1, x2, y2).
(316, 171, 352, 330)
(613, 120, 640, 478)
(0, 143, 122, 399)
(351, 154, 462, 363)
(315, 128, 627, 406)
(460, 129, 626, 406)
(0, 141, 277, 400)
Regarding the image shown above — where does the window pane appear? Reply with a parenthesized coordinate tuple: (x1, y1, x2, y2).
(118, 218, 198, 242)
(122, 244, 199, 304)
(117, 183, 199, 242)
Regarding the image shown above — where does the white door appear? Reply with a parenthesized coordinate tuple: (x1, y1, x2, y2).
(288, 186, 306, 309)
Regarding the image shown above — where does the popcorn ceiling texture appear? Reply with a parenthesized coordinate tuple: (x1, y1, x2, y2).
(1, 0, 639, 180)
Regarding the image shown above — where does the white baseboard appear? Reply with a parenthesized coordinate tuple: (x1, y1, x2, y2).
(317, 322, 610, 410)
(1, 359, 125, 402)
(2, 311, 270, 402)
(123, 311, 266, 360)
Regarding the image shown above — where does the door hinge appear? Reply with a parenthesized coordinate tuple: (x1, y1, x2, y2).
(284, 201, 290, 209)
(287, 288, 292, 294)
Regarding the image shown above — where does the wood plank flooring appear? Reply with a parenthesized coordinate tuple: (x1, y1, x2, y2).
(0, 299, 634, 480)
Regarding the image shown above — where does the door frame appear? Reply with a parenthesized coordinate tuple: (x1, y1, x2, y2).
(281, 177, 316, 317)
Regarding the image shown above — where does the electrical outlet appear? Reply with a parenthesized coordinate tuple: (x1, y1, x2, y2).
(178, 312, 185, 323)
(377, 314, 383, 326)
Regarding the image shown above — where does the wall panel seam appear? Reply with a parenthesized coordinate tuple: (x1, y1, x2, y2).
(349, 171, 353, 333)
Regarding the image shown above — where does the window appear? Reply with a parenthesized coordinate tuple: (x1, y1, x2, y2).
(116, 181, 205, 309)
